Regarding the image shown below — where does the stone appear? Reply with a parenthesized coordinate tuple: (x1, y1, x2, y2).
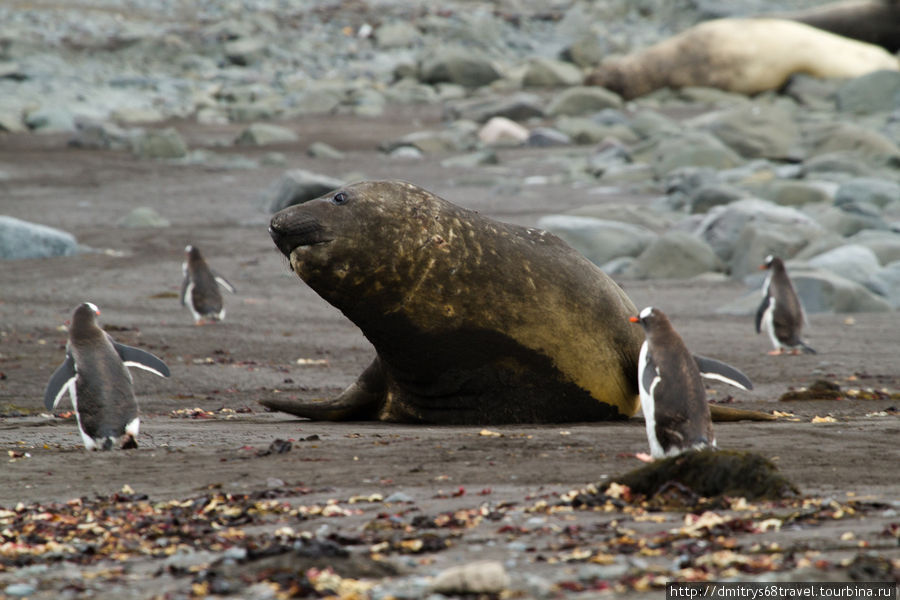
(835, 70, 900, 114)
(651, 132, 743, 177)
(554, 117, 634, 145)
(388, 146, 424, 160)
(440, 150, 499, 168)
(626, 231, 724, 279)
(68, 119, 133, 150)
(522, 57, 583, 87)
(384, 78, 439, 105)
(527, 127, 571, 147)
(431, 561, 510, 595)
(765, 180, 833, 207)
(688, 184, 749, 214)
(697, 104, 801, 160)
(478, 117, 528, 146)
(815, 205, 888, 237)
(546, 86, 623, 117)
(866, 261, 900, 309)
(307, 142, 345, 159)
(0, 216, 79, 260)
(444, 92, 544, 123)
(118, 207, 170, 228)
(235, 123, 299, 146)
(728, 222, 819, 280)
(537, 215, 656, 266)
(695, 198, 825, 264)
(835, 177, 900, 210)
(803, 122, 900, 159)
(568, 203, 675, 234)
(630, 109, 681, 139)
(288, 88, 343, 115)
(380, 127, 474, 155)
(0, 108, 26, 132)
(803, 152, 873, 179)
(791, 269, 893, 313)
(224, 37, 267, 66)
(419, 48, 500, 88)
(783, 74, 841, 110)
(375, 21, 421, 48)
(25, 106, 76, 132)
(807, 244, 882, 285)
(263, 169, 344, 213)
(561, 35, 604, 68)
(131, 128, 188, 159)
(846, 230, 900, 265)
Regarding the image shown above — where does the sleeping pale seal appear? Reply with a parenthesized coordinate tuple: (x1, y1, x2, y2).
(264, 180, 644, 424)
(585, 18, 899, 99)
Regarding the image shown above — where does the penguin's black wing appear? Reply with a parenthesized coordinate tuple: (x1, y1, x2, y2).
(114, 343, 171, 378)
(44, 355, 76, 410)
(693, 354, 753, 391)
(754, 294, 771, 334)
(212, 271, 236, 294)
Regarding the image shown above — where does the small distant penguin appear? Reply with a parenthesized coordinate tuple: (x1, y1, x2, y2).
(755, 255, 816, 355)
(43, 303, 170, 450)
(181, 244, 236, 325)
(630, 306, 753, 460)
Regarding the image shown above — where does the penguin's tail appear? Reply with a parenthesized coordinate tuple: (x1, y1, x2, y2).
(101, 437, 115, 451)
(800, 341, 817, 355)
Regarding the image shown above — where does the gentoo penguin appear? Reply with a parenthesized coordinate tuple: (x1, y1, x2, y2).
(630, 306, 753, 460)
(43, 303, 170, 450)
(755, 255, 816, 355)
(180, 244, 236, 325)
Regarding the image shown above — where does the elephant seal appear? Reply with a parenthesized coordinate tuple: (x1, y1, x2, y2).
(783, 0, 900, 53)
(265, 180, 644, 424)
(585, 18, 899, 100)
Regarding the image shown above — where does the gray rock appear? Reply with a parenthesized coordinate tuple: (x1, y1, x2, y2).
(803, 122, 900, 159)
(383, 491, 415, 503)
(835, 70, 900, 114)
(803, 152, 873, 179)
(384, 79, 439, 105)
(25, 106, 76, 132)
(814, 205, 889, 237)
(388, 145, 424, 160)
(118, 207, 170, 228)
(375, 21, 421, 49)
(224, 37, 267, 66)
(131, 128, 188, 159)
(235, 123, 299, 146)
(561, 35, 604, 68)
(866, 261, 900, 308)
(783, 74, 841, 110)
(537, 215, 656, 265)
(689, 184, 749, 214)
(807, 244, 882, 285)
(441, 150, 499, 168)
(652, 132, 743, 177)
(444, 93, 544, 123)
(698, 104, 801, 160)
(568, 203, 675, 233)
(630, 110, 681, 139)
(626, 231, 723, 279)
(527, 127, 571, 147)
(68, 119, 133, 150)
(846, 230, 900, 265)
(522, 57, 583, 88)
(728, 222, 814, 280)
(419, 47, 500, 88)
(0, 108, 26, 132)
(599, 163, 656, 187)
(694, 198, 824, 264)
(264, 169, 344, 213)
(0, 216, 78, 260)
(3, 583, 36, 597)
(288, 88, 343, 115)
(791, 268, 893, 313)
(554, 117, 635, 145)
(380, 127, 474, 155)
(765, 180, 833, 207)
(307, 142, 345, 159)
(546, 86, 622, 117)
(431, 561, 510, 595)
(835, 177, 900, 210)
(348, 88, 386, 117)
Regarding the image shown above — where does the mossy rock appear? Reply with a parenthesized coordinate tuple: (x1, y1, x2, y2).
(611, 449, 799, 501)
(779, 379, 843, 401)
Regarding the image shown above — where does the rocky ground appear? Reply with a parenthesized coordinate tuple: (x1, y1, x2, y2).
(1, 0, 899, 598)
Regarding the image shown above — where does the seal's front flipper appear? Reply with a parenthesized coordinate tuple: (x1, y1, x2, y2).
(259, 356, 385, 420)
(114, 342, 171, 378)
(44, 355, 76, 410)
(694, 354, 753, 391)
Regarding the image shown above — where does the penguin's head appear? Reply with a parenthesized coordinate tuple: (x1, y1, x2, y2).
(760, 255, 783, 270)
(629, 306, 658, 329)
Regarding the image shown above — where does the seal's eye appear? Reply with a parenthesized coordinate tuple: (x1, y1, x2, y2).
(332, 192, 348, 205)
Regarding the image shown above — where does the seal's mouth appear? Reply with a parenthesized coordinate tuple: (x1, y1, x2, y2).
(269, 211, 333, 257)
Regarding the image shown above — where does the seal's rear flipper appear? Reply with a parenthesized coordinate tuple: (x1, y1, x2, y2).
(259, 356, 385, 420)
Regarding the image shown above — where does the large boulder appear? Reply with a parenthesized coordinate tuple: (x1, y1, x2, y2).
(0, 216, 79, 260)
(263, 170, 344, 213)
(866, 261, 900, 309)
(791, 268, 892, 313)
(522, 57, 583, 87)
(846, 230, 900, 265)
(419, 48, 500, 88)
(537, 215, 656, 266)
(625, 231, 723, 279)
(835, 70, 900, 114)
(546, 86, 623, 117)
(835, 177, 900, 210)
(696, 104, 801, 160)
(651, 132, 743, 177)
(807, 244, 882, 285)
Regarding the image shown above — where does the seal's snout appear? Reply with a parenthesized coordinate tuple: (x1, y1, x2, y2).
(269, 210, 332, 256)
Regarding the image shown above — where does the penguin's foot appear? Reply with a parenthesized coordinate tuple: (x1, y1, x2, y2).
(790, 348, 802, 355)
(635, 452, 655, 463)
(767, 348, 785, 355)
(121, 435, 138, 450)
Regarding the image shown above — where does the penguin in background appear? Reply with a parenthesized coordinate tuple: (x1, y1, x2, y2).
(629, 306, 753, 461)
(755, 255, 816, 355)
(181, 244, 236, 325)
(44, 303, 170, 450)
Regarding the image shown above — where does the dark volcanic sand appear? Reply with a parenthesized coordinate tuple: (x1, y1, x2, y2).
(1, 110, 898, 597)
